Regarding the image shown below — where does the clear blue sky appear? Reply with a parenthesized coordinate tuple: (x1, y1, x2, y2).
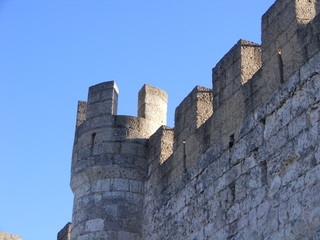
(0, 1, 275, 239)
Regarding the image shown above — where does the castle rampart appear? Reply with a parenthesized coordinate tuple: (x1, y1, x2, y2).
(61, 0, 320, 239)
(260, 0, 320, 105)
(70, 82, 168, 240)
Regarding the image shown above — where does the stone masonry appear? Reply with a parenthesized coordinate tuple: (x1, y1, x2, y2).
(57, 223, 71, 240)
(59, 0, 320, 239)
(0, 232, 22, 240)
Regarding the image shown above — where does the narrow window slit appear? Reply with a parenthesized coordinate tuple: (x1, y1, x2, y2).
(229, 134, 235, 148)
(91, 133, 96, 147)
(278, 48, 284, 84)
(230, 182, 236, 204)
(183, 140, 187, 172)
(260, 160, 268, 185)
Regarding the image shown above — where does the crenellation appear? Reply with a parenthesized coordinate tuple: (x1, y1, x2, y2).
(69, 81, 169, 240)
(210, 40, 262, 150)
(62, 1, 320, 239)
(86, 81, 119, 119)
(138, 84, 168, 126)
(296, 0, 318, 24)
(76, 101, 87, 127)
(260, 0, 320, 111)
(174, 86, 212, 146)
(241, 43, 262, 84)
(212, 40, 261, 109)
(148, 126, 174, 169)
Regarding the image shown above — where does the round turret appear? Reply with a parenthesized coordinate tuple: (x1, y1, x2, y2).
(70, 81, 167, 240)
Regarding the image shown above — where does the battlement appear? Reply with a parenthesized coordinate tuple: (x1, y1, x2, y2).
(70, 81, 169, 240)
(71, 0, 320, 189)
(76, 81, 167, 129)
(71, 82, 169, 185)
(138, 84, 168, 126)
(65, 1, 320, 239)
(174, 86, 213, 145)
(212, 39, 261, 109)
(260, 0, 320, 104)
(86, 81, 119, 119)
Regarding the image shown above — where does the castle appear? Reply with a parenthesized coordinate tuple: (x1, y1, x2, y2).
(58, 0, 320, 239)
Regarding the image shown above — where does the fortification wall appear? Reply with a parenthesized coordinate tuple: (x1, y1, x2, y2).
(63, 0, 320, 239)
(142, 0, 320, 239)
(142, 51, 320, 239)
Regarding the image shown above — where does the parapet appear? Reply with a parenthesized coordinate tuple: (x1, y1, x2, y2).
(85, 81, 119, 119)
(174, 86, 213, 145)
(71, 0, 320, 188)
(71, 81, 169, 185)
(167, 86, 213, 177)
(210, 40, 262, 149)
(76, 101, 87, 127)
(75, 81, 168, 130)
(148, 125, 174, 171)
(138, 84, 168, 126)
(209, 0, 320, 148)
(261, 0, 320, 101)
(212, 39, 261, 110)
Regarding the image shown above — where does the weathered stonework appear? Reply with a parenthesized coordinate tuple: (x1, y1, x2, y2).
(57, 223, 71, 240)
(69, 81, 168, 240)
(60, 0, 320, 239)
(0, 232, 21, 240)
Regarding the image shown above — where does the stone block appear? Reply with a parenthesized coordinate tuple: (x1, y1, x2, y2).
(85, 218, 105, 232)
(138, 84, 168, 125)
(76, 101, 87, 127)
(118, 232, 140, 240)
(129, 180, 144, 194)
(110, 179, 130, 192)
(213, 40, 261, 110)
(174, 86, 212, 145)
(288, 113, 307, 139)
(86, 81, 118, 119)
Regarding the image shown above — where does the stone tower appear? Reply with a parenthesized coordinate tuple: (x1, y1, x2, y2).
(70, 82, 168, 240)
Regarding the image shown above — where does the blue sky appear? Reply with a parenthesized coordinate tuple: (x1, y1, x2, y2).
(0, 1, 274, 239)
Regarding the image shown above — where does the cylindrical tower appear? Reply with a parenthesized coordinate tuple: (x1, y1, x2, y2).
(70, 82, 167, 240)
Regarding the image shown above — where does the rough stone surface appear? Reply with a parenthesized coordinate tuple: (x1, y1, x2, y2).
(0, 232, 21, 240)
(57, 223, 71, 240)
(138, 84, 168, 126)
(59, 0, 320, 239)
(69, 81, 168, 240)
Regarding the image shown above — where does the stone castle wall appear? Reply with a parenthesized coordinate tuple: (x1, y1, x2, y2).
(60, 0, 320, 239)
(143, 52, 320, 239)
